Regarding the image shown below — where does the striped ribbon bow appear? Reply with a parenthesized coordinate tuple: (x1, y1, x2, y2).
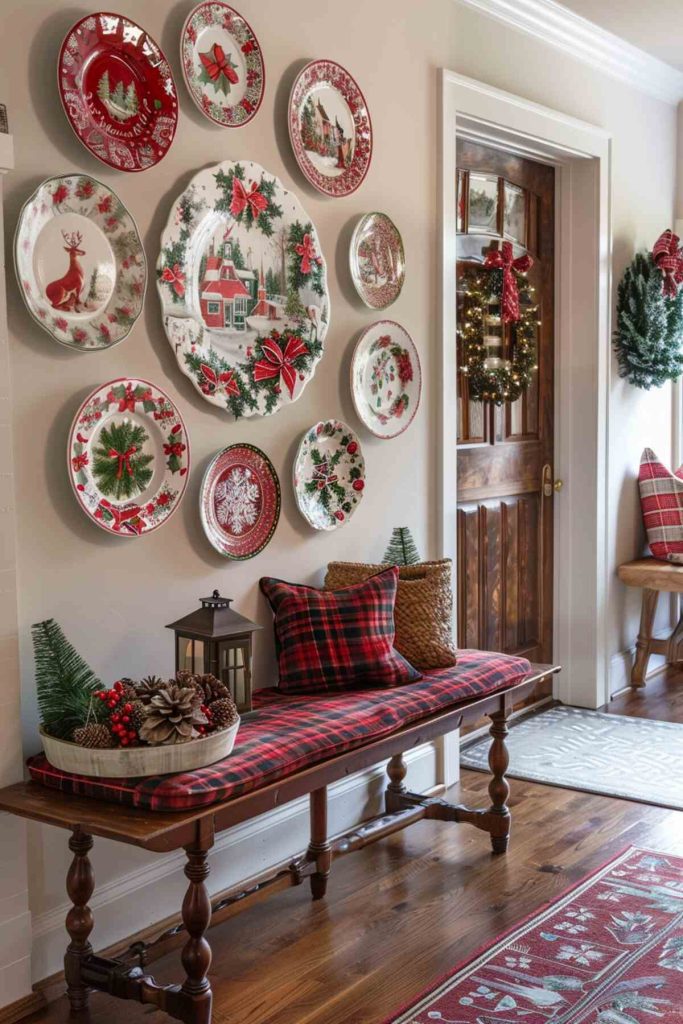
(652, 229, 683, 298)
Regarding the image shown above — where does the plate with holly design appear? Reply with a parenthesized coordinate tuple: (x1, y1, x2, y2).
(200, 444, 280, 558)
(181, 2, 264, 127)
(350, 213, 405, 309)
(288, 60, 372, 198)
(14, 175, 146, 351)
(68, 378, 190, 537)
(293, 421, 365, 531)
(351, 321, 421, 439)
(157, 159, 330, 418)
(58, 13, 178, 172)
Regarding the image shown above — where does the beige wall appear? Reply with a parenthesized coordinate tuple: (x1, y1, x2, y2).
(0, 0, 678, 988)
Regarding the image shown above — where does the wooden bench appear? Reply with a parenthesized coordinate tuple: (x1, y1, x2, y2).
(618, 557, 683, 687)
(0, 662, 557, 1024)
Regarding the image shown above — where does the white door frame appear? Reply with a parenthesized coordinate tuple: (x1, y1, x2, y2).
(439, 71, 612, 709)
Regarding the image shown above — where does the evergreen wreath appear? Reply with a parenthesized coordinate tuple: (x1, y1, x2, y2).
(613, 252, 683, 389)
(92, 420, 154, 500)
(214, 164, 283, 236)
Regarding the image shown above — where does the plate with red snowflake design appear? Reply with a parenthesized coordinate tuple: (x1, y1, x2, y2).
(288, 60, 372, 197)
(200, 444, 280, 558)
(68, 378, 190, 537)
(58, 12, 178, 172)
(181, 2, 264, 127)
(351, 321, 421, 439)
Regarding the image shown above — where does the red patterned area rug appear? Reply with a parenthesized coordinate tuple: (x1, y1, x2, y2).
(385, 847, 683, 1023)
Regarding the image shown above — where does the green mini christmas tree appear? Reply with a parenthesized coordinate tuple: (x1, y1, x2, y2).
(32, 619, 104, 740)
(92, 420, 153, 500)
(613, 252, 683, 389)
(383, 527, 421, 566)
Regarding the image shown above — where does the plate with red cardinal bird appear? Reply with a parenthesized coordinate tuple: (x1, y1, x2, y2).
(157, 159, 330, 418)
(14, 174, 146, 350)
(58, 12, 178, 172)
(200, 444, 280, 558)
(68, 378, 190, 538)
(293, 420, 365, 531)
(181, 2, 264, 127)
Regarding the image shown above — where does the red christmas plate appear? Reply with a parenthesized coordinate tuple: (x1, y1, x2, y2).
(288, 60, 372, 197)
(200, 444, 280, 559)
(58, 12, 178, 172)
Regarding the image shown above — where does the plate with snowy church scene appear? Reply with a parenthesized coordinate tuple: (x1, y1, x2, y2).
(68, 378, 190, 537)
(293, 420, 365, 531)
(58, 13, 178, 172)
(351, 321, 421, 439)
(288, 60, 372, 197)
(14, 175, 146, 351)
(350, 212, 405, 309)
(181, 2, 265, 127)
(157, 160, 330, 418)
(200, 444, 280, 558)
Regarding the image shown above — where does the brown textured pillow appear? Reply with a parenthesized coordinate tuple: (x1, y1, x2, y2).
(325, 560, 457, 670)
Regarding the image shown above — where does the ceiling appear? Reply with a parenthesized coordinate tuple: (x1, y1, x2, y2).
(558, 0, 683, 71)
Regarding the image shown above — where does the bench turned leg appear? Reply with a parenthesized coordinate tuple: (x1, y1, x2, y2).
(65, 829, 95, 1014)
(488, 711, 511, 855)
(308, 786, 332, 901)
(632, 587, 659, 688)
(180, 845, 213, 1024)
(386, 753, 408, 813)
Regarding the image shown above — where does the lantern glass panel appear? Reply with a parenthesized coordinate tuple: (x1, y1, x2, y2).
(219, 638, 251, 711)
(178, 637, 204, 674)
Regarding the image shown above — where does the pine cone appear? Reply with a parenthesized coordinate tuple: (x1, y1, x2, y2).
(208, 696, 238, 730)
(129, 700, 147, 733)
(119, 679, 138, 703)
(138, 684, 207, 745)
(73, 723, 115, 749)
(135, 675, 165, 704)
(195, 673, 231, 703)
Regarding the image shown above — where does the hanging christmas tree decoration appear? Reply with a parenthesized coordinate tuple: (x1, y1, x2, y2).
(651, 229, 683, 297)
(483, 240, 533, 323)
(383, 527, 421, 566)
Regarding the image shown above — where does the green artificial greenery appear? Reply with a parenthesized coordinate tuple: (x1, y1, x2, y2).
(383, 527, 421, 566)
(613, 252, 683, 389)
(92, 420, 153, 500)
(32, 619, 103, 740)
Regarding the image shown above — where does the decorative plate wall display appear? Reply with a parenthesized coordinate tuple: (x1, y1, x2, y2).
(69, 378, 190, 537)
(157, 160, 330, 418)
(350, 212, 405, 309)
(14, 175, 146, 351)
(58, 12, 178, 172)
(293, 420, 365, 530)
(181, 2, 265, 127)
(200, 444, 280, 558)
(351, 321, 421, 439)
(288, 60, 372, 197)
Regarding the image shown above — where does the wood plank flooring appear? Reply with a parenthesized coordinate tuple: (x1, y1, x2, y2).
(25, 669, 683, 1024)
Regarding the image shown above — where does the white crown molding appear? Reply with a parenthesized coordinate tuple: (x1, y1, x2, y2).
(456, 0, 683, 106)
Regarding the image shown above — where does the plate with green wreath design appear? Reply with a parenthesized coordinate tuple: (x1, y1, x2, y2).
(293, 420, 365, 531)
(157, 159, 330, 418)
(68, 378, 190, 537)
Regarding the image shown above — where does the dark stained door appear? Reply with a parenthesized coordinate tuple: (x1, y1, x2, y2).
(456, 140, 555, 663)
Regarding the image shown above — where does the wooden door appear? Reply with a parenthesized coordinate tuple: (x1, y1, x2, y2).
(456, 141, 554, 663)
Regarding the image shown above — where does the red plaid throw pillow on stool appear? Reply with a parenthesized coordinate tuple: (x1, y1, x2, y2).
(638, 447, 683, 563)
(260, 566, 421, 693)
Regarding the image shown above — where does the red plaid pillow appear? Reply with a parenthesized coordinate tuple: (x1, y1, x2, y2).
(260, 567, 422, 693)
(638, 448, 683, 563)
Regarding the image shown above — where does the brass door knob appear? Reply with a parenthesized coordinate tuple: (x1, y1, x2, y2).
(554, 479, 563, 492)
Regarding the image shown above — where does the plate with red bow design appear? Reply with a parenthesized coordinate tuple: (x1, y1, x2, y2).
(200, 444, 280, 558)
(181, 2, 264, 127)
(293, 420, 365, 531)
(68, 378, 190, 537)
(58, 13, 178, 172)
(157, 159, 330, 418)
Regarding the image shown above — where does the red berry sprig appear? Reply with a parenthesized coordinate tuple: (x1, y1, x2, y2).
(198, 704, 213, 735)
(95, 681, 138, 747)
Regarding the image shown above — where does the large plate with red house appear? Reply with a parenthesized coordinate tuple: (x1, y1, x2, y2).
(14, 174, 146, 350)
(157, 159, 330, 418)
(200, 444, 280, 558)
(68, 378, 190, 537)
(58, 12, 178, 172)
(288, 60, 372, 198)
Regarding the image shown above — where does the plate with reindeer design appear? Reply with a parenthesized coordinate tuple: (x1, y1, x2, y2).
(293, 420, 365, 530)
(14, 175, 146, 351)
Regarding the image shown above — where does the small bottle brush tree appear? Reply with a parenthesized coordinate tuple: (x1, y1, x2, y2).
(32, 619, 104, 740)
(613, 252, 683, 389)
(383, 527, 421, 566)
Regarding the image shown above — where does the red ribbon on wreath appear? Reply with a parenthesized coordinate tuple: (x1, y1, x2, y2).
(108, 445, 137, 479)
(253, 334, 309, 398)
(483, 241, 534, 323)
(162, 263, 185, 298)
(295, 233, 321, 275)
(652, 230, 683, 298)
(230, 178, 268, 219)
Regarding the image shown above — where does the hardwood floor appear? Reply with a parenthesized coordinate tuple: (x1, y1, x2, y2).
(25, 670, 683, 1024)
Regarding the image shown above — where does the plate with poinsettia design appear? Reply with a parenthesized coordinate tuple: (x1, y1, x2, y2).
(58, 13, 178, 172)
(200, 444, 280, 558)
(181, 2, 264, 127)
(157, 159, 330, 418)
(350, 213, 405, 309)
(293, 420, 365, 531)
(351, 321, 421, 439)
(288, 60, 372, 198)
(68, 378, 190, 537)
(14, 175, 146, 351)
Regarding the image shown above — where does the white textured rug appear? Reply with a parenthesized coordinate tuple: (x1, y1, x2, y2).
(460, 706, 683, 810)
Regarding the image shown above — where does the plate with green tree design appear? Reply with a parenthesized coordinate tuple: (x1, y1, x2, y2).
(68, 378, 190, 537)
(157, 159, 330, 419)
(293, 420, 365, 530)
(350, 320, 421, 439)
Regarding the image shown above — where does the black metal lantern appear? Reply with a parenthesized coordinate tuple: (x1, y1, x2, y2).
(166, 591, 261, 713)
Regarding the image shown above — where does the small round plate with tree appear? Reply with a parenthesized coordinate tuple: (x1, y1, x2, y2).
(293, 420, 365, 530)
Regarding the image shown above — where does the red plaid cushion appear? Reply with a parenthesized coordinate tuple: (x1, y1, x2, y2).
(259, 567, 421, 693)
(26, 649, 531, 812)
(638, 448, 683, 563)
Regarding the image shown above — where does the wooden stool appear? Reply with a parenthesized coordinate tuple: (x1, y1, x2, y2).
(617, 557, 683, 687)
